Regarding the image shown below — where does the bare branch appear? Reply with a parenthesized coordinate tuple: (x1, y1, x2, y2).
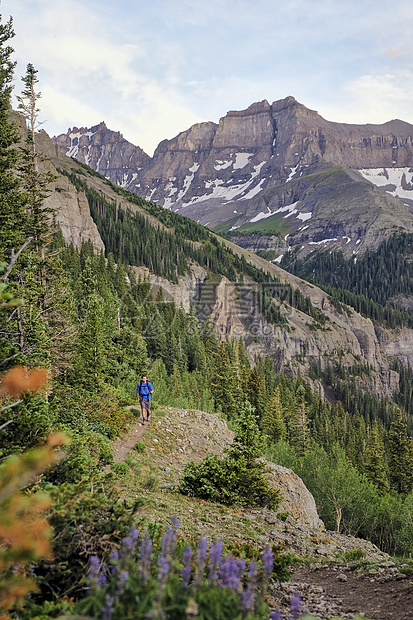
(2, 237, 34, 281)
(0, 418, 16, 431)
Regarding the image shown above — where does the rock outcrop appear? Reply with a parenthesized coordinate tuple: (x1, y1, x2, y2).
(265, 462, 324, 529)
(52, 121, 150, 188)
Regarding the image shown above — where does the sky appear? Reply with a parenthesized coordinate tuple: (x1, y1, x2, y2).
(2, 0, 413, 155)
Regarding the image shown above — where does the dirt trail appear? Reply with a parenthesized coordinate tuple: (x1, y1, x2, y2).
(110, 408, 149, 463)
(290, 566, 413, 620)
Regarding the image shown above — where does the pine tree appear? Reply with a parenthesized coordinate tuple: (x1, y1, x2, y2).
(0, 15, 27, 260)
(211, 340, 237, 418)
(388, 410, 413, 495)
(75, 293, 108, 391)
(363, 422, 390, 494)
(246, 366, 266, 422)
(261, 387, 286, 443)
(290, 385, 309, 457)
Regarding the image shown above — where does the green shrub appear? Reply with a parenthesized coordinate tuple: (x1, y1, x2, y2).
(112, 462, 130, 475)
(179, 403, 281, 510)
(343, 547, 366, 562)
(134, 441, 145, 453)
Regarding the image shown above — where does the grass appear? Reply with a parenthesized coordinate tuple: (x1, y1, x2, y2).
(228, 215, 289, 237)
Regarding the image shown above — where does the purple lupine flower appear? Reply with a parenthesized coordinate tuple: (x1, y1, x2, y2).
(119, 571, 129, 587)
(262, 546, 273, 580)
(109, 550, 119, 575)
(243, 587, 255, 616)
(139, 534, 153, 587)
(157, 553, 170, 585)
(171, 515, 179, 530)
(242, 560, 258, 615)
(162, 528, 175, 554)
(102, 594, 115, 620)
(181, 546, 193, 590)
(208, 539, 223, 585)
(218, 555, 245, 592)
(270, 611, 282, 620)
(194, 537, 208, 588)
(290, 593, 302, 620)
(120, 527, 138, 560)
(87, 555, 101, 591)
(98, 573, 108, 588)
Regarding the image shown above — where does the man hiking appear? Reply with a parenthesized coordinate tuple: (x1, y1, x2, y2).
(137, 375, 154, 424)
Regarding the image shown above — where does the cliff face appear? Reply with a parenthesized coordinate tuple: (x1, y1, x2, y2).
(53, 97, 413, 260)
(52, 121, 150, 189)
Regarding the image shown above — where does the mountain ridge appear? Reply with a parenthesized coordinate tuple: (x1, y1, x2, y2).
(52, 96, 413, 260)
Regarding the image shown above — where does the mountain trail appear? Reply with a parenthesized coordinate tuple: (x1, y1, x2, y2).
(283, 565, 413, 620)
(110, 406, 150, 463)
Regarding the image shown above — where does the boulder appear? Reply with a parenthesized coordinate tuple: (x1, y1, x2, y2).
(264, 462, 324, 529)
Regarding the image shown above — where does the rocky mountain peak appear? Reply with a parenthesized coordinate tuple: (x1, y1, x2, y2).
(52, 121, 150, 188)
(53, 96, 413, 260)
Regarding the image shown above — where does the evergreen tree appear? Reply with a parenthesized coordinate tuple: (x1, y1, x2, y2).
(246, 366, 266, 422)
(363, 422, 390, 494)
(261, 387, 286, 443)
(211, 340, 237, 418)
(17, 63, 55, 250)
(74, 292, 108, 391)
(0, 15, 27, 260)
(290, 385, 310, 456)
(388, 410, 413, 495)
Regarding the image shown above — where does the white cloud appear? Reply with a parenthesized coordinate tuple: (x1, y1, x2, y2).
(2, 0, 413, 154)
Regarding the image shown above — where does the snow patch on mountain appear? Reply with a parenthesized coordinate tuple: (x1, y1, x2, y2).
(358, 167, 413, 200)
(297, 212, 312, 222)
(234, 152, 255, 169)
(67, 130, 96, 158)
(309, 238, 338, 246)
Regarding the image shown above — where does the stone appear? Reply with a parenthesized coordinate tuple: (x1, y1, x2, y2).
(264, 462, 324, 529)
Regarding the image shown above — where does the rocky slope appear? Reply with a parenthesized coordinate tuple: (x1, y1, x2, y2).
(52, 121, 150, 188)
(53, 96, 413, 260)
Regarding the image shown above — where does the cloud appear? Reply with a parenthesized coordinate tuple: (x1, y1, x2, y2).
(314, 71, 413, 126)
(3, 0, 413, 154)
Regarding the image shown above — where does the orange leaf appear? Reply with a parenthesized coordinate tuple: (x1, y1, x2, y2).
(0, 366, 48, 397)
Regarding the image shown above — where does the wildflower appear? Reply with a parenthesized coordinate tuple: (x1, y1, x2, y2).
(242, 560, 258, 615)
(218, 555, 246, 592)
(171, 515, 179, 530)
(290, 593, 302, 619)
(181, 546, 193, 590)
(139, 533, 153, 587)
(193, 536, 208, 589)
(115, 570, 129, 598)
(262, 546, 273, 580)
(208, 539, 223, 585)
(120, 527, 138, 560)
(87, 555, 101, 592)
(157, 552, 170, 585)
(98, 573, 108, 588)
(102, 594, 115, 620)
(270, 611, 282, 620)
(109, 549, 119, 575)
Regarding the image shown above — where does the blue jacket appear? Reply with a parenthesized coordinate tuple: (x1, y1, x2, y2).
(137, 381, 154, 400)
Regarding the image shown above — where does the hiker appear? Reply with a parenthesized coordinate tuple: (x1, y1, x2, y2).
(137, 375, 154, 424)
